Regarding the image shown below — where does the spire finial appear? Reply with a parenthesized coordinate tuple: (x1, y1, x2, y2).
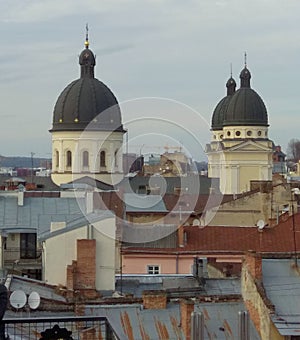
(230, 63, 233, 77)
(85, 23, 89, 48)
(244, 51, 247, 67)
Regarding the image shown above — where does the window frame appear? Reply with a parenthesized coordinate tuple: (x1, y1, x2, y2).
(147, 265, 160, 275)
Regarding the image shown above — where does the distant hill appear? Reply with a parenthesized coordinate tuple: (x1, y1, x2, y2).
(0, 155, 51, 168)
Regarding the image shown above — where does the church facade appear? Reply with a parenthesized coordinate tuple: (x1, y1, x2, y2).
(206, 63, 273, 194)
(50, 33, 125, 187)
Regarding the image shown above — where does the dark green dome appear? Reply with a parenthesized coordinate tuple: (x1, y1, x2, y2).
(223, 66, 268, 127)
(51, 40, 124, 132)
(211, 76, 236, 130)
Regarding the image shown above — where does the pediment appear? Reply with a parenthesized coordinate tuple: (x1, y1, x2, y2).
(225, 140, 272, 152)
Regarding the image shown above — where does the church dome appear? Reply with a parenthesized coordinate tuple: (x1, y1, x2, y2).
(51, 37, 124, 132)
(223, 66, 268, 127)
(211, 76, 236, 130)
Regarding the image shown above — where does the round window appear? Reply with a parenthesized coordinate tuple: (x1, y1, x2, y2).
(236, 131, 241, 137)
(220, 134, 223, 139)
(247, 131, 252, 136)
(257, 131, 262, 136)
(227, 131, 231, 136)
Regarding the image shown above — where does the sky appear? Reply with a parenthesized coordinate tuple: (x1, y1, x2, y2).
(0, 0, 299, 161)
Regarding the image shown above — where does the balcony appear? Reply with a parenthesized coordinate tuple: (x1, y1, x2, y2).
(3, 315, 120, 339)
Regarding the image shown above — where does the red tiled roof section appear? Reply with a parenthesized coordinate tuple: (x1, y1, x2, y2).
(184, 213, 300, 253)
(123, 213, 300, 255)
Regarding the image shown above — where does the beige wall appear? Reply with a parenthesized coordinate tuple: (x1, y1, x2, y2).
(207, 127, 273, 194)
(43, 216, 116, 290)
(201, 182, 296, 227)
(51, 130, 124, 186)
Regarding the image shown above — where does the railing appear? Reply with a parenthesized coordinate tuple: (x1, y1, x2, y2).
(3, 315, 120, 339)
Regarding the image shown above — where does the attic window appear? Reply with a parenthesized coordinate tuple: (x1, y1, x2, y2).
(257, 130, 262, 136)
(235, 131, 241, 137)
(247, 131, 252, 136)
(227, 131, 231, 136)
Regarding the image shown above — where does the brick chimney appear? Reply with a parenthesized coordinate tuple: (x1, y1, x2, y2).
(180, 299, 194, 340)
(142, 290, 167, 309)
(244, 251, 262, 280)
(66, 239, 99, 299)
(178, 225, 185, 247)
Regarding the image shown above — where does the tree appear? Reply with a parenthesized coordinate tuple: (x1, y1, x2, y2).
(286, 138, 300, 162)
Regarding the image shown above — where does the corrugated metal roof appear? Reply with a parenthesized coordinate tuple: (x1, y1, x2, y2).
(84, 300, 261, 340)
(124, 193, 168, 213)
(195, 301, 261, 339)
(85, 303, 184, 340)
(263, 259, 300, 335)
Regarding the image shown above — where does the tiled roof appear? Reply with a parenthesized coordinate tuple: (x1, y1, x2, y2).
(123, 213, 300, 255)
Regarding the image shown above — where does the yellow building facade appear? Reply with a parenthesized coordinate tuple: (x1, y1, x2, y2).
(206, 64, 273, 194)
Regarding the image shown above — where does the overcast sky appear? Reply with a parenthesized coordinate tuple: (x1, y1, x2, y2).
(0, 0, 299, 161)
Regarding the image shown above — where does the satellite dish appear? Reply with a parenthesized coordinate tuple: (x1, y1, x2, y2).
(257, 220, 265, 230)
(10, 290, 26, 309)
(28, 291, 40, 310)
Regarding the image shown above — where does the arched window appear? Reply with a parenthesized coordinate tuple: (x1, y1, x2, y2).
(83, 151, 89, 168)
(100, 151, 106, 167)
(66, 150, 72, 168)
(55, 150, 59, 168)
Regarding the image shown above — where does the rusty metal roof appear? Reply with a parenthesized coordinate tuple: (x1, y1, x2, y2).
(85, 300, 261, 340)
(85, 303, 184, 340)
(195, 301, 261, 339)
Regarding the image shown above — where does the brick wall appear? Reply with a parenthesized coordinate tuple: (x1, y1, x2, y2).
(76, 239, 96, 289)
(244, 251, 262, 280)
(180, 299, 194, 340)
(142, 290, 167, 309)
(66, 239, 99, 299)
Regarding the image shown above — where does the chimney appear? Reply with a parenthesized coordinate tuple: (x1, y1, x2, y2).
(142, 290, 167, 309)
(180, 299, 194, 340)
(17, 191, 24, 206)
(178, 225, 186, 247)
(86, 191, 94, 214)
(244, 251, 262, 280)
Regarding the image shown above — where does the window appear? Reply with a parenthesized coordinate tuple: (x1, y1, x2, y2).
(66, 150, 72, 168)
(247, 131, 252, 136)
(20, 233, 36, 259)
(147, 265, 160, 275)
(235, 131, 241, 137)
(227, 131, 231, 136)
(257, 130, 262, 136)
(83, 151, 89, 167)
(114, 150, 118, 167)
(100, 151, 106, 167)
(55, 150, 59, 167)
